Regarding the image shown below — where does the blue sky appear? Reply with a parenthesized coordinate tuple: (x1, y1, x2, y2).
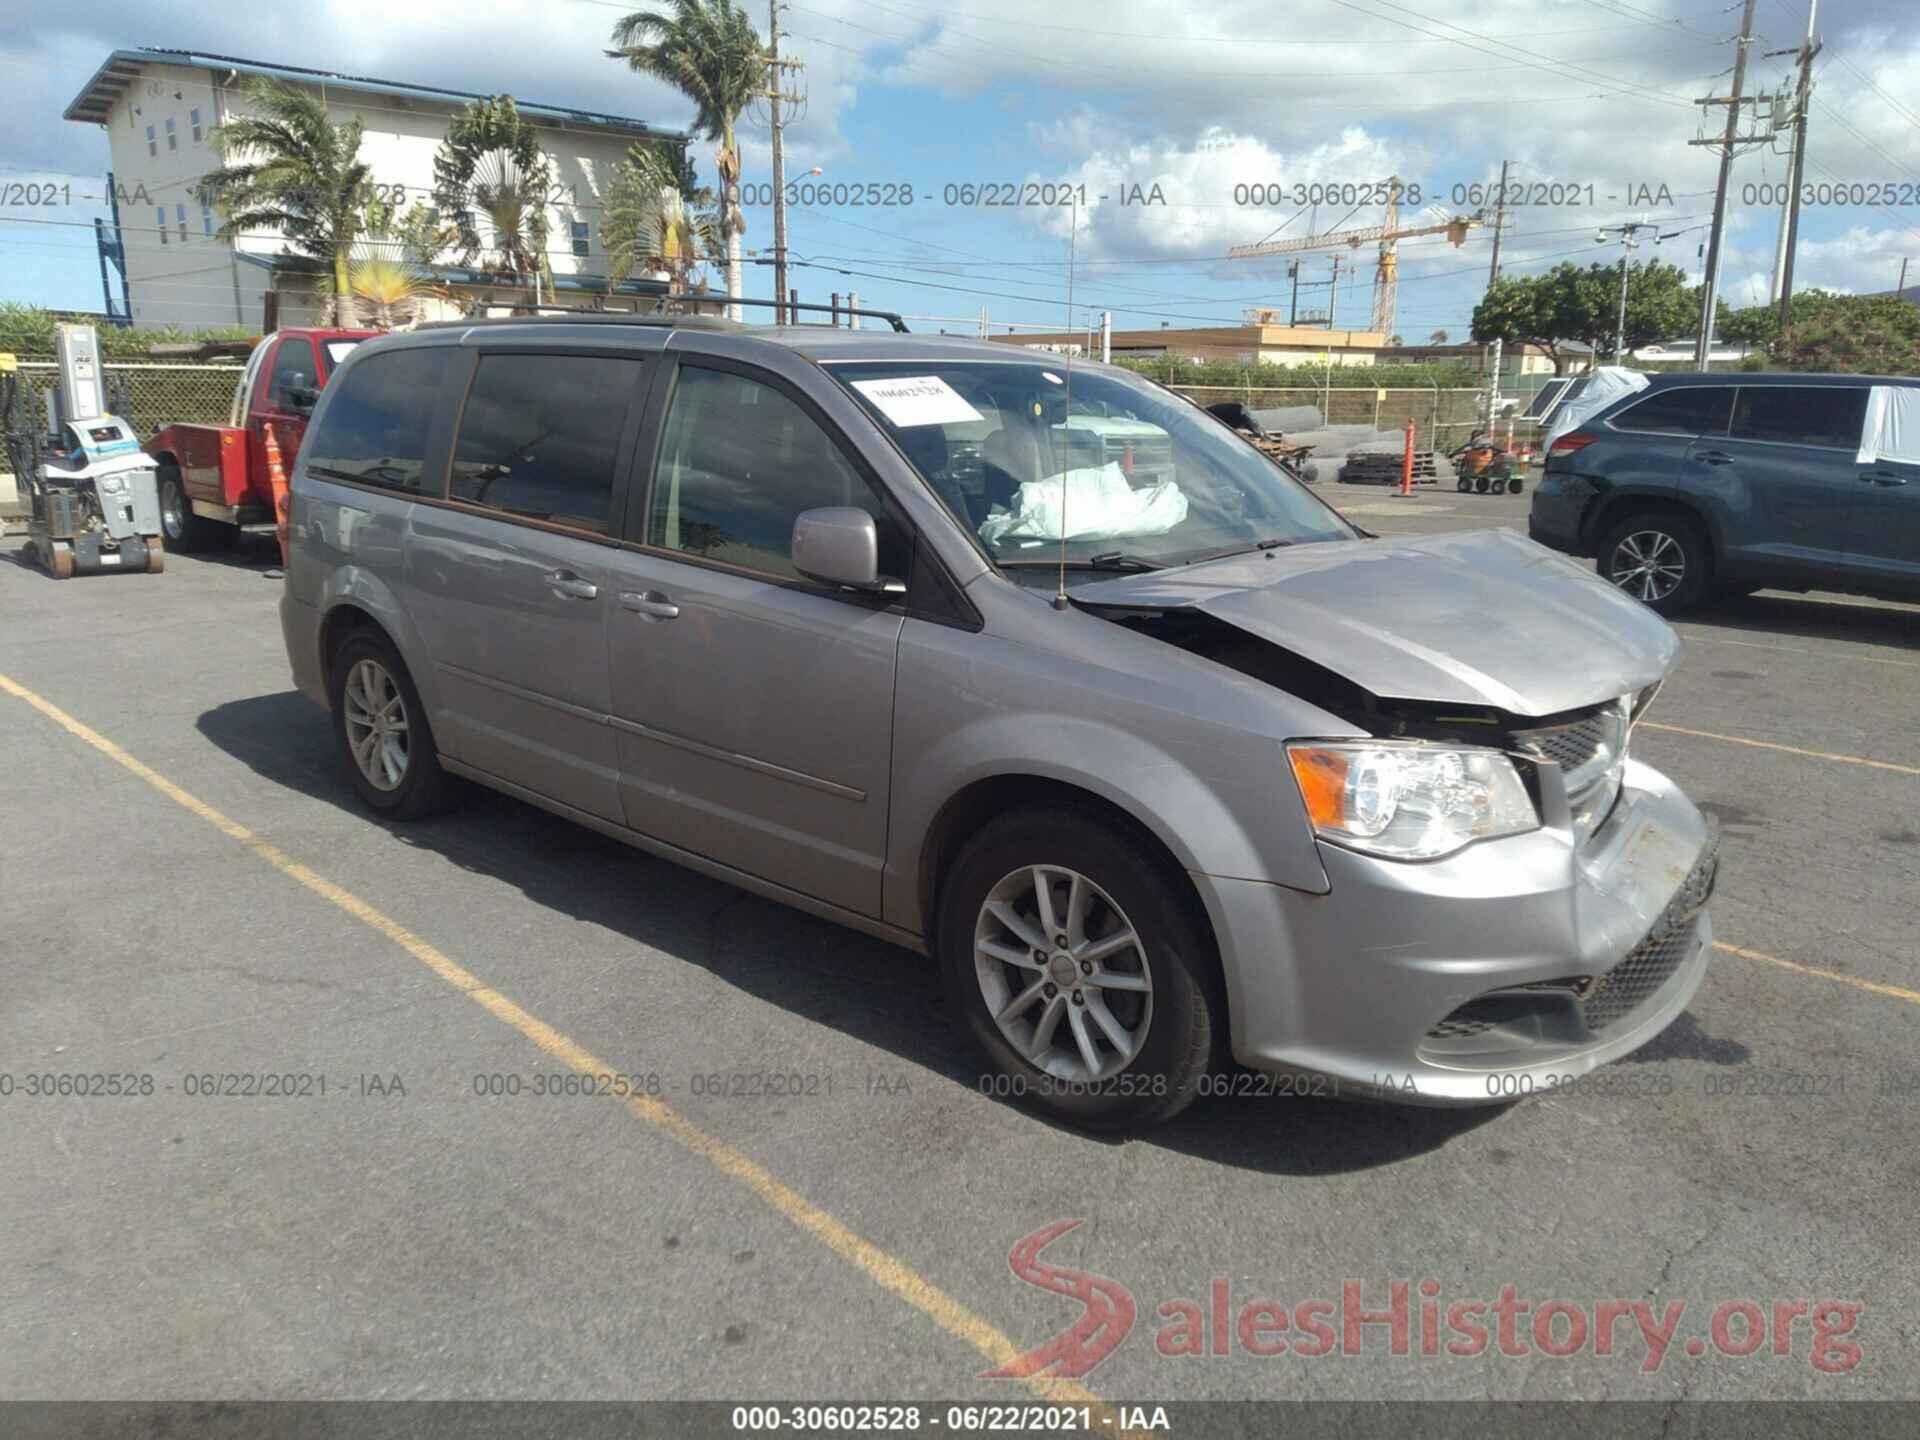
(5, 0, 1919, 340)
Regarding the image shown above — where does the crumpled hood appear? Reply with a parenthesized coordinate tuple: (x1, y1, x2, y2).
(1071, 529, 1680, 718)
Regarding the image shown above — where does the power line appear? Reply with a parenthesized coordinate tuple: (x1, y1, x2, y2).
(835, 0, 1744, 46)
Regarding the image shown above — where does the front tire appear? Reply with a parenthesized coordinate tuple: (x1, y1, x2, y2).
(1598, 511, 1709, 615)
(329, 630, 462, 820)
(937, 809, 1221, 1129)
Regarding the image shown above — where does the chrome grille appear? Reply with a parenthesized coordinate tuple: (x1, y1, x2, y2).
(1513, 702, 1627, 792)
(1514, 700, 1631, 845)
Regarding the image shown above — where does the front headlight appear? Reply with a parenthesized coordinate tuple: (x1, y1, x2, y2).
(1286, 741, 1539, 860)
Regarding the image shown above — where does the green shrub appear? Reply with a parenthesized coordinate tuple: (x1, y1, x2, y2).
(0, 304, 255, 361)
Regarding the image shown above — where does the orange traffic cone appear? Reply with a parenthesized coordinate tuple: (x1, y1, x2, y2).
(263, 421, 291, 568)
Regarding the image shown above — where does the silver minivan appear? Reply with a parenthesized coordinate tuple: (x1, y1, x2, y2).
(280, 314, 1716, 1127)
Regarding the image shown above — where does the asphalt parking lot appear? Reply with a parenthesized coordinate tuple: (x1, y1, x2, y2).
(3, 482, 1917, 1408)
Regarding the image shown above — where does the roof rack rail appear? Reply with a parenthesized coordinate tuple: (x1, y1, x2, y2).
(419, 296, 910, 334)
(723, 296, 910, 332)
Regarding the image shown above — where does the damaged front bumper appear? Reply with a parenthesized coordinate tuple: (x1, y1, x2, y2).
(1201, 757, 1717, 1105)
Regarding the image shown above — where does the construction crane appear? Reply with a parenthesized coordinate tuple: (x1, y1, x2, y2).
(1228, 181, 1482, 335)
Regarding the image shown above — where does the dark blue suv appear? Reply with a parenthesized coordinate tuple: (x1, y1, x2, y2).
(1528, 372, 1920, 615)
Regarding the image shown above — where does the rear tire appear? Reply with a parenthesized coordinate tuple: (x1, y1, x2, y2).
(328, 630, 463, 821)
(157, 465, 217, 552)
(936, 809, 1221, 1130)
(1598, 511, 1709, 616)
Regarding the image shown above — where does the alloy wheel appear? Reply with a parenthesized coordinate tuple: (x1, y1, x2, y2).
(1609, 528, 1686, 603)
(342, 658, 410, 792)
(974, 864, 1153, 1082)
(160, 480, 186, 541)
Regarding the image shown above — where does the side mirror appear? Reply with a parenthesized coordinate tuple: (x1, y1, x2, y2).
(792, 506, 888, 592)
(287, 381, 319, 414)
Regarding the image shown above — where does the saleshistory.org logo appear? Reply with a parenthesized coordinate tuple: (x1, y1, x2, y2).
(984, 1221, 1864, 1378)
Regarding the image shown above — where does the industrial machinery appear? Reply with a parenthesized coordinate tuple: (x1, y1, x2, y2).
(1, 324, 164, 578)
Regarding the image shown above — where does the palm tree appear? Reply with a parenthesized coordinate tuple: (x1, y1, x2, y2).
(432, 96, 556, 307)
(195, 78, 371, 325)
(608, 0, 765, 319)
(325, 196, 450, 328)
(1429, 328, 1450, 345)
(601, 143, 720, 301)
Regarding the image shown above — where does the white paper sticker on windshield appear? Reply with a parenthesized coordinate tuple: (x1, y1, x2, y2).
(850, 375, 983, 427)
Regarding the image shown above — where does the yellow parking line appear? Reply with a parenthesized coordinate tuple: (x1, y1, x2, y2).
(1714, 941, 1920, 1006)
(1682, 634, 1920, 671)
(0, 671, 1119, 1417)
(1640, 721, 1920, 777)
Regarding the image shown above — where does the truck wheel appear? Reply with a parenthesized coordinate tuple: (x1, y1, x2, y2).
(937, 809, 1221, 1130)
(1598, 512, 1708, 616)
(157, 466, 216, 552)
(329, 630, 463, 821)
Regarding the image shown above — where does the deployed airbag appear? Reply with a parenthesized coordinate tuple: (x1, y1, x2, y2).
(978, 463, 1188, 544)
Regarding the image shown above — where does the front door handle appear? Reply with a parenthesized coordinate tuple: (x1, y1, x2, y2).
(619, 590, 680, 620)
(545, 570, 599, 600)
(1865, 472, 1910, 486)
(1696, 450, 1734, 466)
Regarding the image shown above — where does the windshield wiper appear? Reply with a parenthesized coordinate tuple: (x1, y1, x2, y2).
(1000, 551, 1164, 571)
(1084, 551, 1162, 570)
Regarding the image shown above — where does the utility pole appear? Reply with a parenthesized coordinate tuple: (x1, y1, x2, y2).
(1598, 221, 1660, 361)
(1327, 254, 1340, 330)
(1770, 0, 1820, 327)
(1487, 158, 1511, 286)
(1900, 257, 1911, 300)
(1287, 261, 1300, 324)
(764, 0, 803, 323)
(1486, 336, 1503, 429)
(1690, 0, 1764, 370)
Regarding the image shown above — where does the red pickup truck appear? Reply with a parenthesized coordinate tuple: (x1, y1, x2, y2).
(148, 327, 377, 550)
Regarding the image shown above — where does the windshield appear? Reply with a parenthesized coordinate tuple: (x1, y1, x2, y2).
(828, 361, 1356, 569)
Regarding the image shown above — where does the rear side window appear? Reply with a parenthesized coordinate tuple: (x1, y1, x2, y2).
(266, 339, 318, 411)
(646, 364, 906, 581)
(1730, 386, 1869, 449)
(450, 354, 645, 534)
(1611, 386, 1736, 437)
(304, 347, 450, 493)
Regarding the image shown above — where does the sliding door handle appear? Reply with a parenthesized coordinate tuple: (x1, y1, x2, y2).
(544, 570, 599, 600)
(619, 590, 680, 620)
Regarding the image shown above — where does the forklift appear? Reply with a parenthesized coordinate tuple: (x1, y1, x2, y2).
(1, 324, 165, 578)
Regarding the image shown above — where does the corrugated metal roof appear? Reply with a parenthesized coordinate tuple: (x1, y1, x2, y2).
(64, 47, 686, 141)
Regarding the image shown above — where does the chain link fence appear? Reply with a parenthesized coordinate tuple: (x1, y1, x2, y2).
(1168, 385, 1501, 452)
(8, 361, 244, 436)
